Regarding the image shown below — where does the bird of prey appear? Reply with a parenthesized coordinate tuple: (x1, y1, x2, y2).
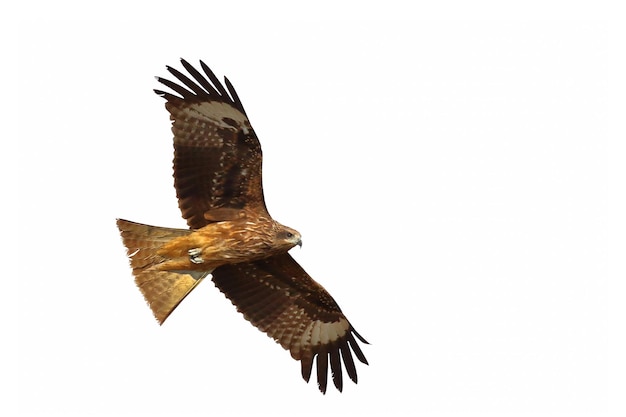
(116, 59, 368, 393)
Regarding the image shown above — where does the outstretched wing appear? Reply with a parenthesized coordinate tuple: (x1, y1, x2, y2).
(155, 59, 266, 229)
(212, 253, 369, 393)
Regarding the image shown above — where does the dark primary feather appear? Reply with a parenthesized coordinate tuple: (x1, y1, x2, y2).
(180, 59, 221, 97)
(329, 347, 343, 391)
(165, 65, 208, 96)
(155, 58, 247, 114)
(200, 60, 230, 98)
(224, 77, 245, 114)
(155, 76, 195, 99)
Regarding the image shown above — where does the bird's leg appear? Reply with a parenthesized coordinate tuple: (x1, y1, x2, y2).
(188, 248, 204, 264)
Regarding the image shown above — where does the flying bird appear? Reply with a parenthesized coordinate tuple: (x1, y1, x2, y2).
(116, 59, 368, 393)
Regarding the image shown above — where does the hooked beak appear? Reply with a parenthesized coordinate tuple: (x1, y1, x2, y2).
(296, 239, 302, 248)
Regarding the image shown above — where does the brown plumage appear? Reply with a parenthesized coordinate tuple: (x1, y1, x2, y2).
(117, 59, 368, 393)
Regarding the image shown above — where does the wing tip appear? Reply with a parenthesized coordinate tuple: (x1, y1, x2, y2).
(352, 327, 370, 345)
(154, 59, 245, 111)
(300, 328, 369, 393)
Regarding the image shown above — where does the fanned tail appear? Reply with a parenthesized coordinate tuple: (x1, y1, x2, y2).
(116, 219, 209, 324)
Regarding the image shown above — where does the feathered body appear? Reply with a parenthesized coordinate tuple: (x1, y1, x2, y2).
(117, 210, 300, 323)
(117, 59, 367, 393)
(122, 211, 300, 272)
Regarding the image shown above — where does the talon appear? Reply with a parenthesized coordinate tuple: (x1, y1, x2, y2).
(188, 248, 204, 264)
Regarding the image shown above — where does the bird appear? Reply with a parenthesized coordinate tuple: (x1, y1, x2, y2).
(116, 59, 368, 393)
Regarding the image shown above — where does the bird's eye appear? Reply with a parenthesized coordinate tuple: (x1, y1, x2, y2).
(286, 232, 293, 238)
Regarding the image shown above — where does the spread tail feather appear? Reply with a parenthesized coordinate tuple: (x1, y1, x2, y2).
(116, 219, 209, 324)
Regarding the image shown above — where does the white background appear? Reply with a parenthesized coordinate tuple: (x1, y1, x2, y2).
(12, 3, 623, 417)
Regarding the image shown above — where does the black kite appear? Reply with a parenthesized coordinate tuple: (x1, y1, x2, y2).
(117, 59, 368, 393)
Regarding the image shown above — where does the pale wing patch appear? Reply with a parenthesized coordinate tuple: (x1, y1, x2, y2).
(324, 318, 350, 343)
(310, 321, 322, 346)
(191, 101, 250, 132)
(294, 317, 350, 356)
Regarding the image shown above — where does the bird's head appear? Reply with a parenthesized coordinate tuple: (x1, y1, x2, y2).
(274, 223, 302, 251)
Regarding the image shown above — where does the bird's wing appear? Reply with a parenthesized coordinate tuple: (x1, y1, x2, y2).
(155, 59, 266, 229)
(212, 253, 369, 393)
